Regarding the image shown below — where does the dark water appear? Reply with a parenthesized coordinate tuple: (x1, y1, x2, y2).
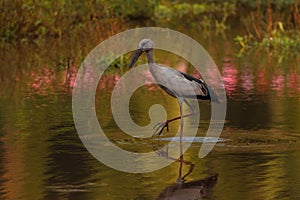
(0, 30, 300, 200)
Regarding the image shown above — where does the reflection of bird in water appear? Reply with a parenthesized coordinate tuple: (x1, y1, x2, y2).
(156, 174, 218, 200)
(129, 39, 218, 136)
(155, 148, 218, 200)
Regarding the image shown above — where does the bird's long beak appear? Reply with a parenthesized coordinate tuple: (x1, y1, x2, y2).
(129, 49, 143, 68)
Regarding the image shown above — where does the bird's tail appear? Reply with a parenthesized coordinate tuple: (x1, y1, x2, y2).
(207, 86, 220, 103)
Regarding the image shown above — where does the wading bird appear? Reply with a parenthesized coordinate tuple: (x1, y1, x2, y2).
(129, 39, 217, 136)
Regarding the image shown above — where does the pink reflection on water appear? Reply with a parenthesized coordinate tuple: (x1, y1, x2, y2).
(64, 66, 78, 88)
(256, 69, 269, 94)
(240, 67, 254, 96)
(26, 60, 300, 99)
(98, 74, 120, 90)
(28, 68, 55, 94)
(221, 59, 238, 97)
(270, 69, 285, 96)
(287, 69, 300, 97)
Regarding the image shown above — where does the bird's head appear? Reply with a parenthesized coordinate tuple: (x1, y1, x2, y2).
(128, 39, 154, 68)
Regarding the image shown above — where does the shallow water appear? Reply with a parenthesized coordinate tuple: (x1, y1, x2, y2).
(0, 28, 300, 200)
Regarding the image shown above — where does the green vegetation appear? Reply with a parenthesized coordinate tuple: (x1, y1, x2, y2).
(154, 2, 235, 33)
(235, 25, 300, 60)
(0, 0, 125, 43)
(0, 0, 299, 58)
(235, 0, 300, 58)
(0, 0, 236, 43)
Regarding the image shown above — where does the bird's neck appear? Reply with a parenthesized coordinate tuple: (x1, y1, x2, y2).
(146, 50, 161, 81)
(146, 49, 155, 67)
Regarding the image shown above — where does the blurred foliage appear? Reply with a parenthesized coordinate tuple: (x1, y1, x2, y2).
(0, 0, 236, 44)
(102, 0, 156, 19)
(235, 0, 300, 59)
(238, 0, 300, 37)
(0, 0, 125, 43)
(154, 2, 236, 33)
(235, 27, 300, 61)
(0, 0, 299, 60)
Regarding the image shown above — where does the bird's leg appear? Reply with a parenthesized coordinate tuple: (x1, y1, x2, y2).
(177, 98, 184, 184)
(177, 154, 184, 185)
(180, 160, 195, 183)
(176, 154, 195, 184)
(178, 98, 184, 155)
(153, 99, 196, 136)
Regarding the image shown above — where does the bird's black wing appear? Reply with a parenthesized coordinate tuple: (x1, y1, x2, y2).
(179, 72, 209, 97)
(179, 71, 219, 102)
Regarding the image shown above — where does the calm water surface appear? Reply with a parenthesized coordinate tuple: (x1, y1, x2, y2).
(0, 30, 300, 200)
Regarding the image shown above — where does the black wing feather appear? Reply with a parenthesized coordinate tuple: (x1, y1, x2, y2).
(179, 71, 219, 102)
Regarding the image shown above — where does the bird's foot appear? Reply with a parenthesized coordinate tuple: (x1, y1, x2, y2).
(153, 120, 170, 136)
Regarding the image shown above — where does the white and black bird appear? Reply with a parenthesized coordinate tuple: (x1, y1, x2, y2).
(128, 39, 218, 136)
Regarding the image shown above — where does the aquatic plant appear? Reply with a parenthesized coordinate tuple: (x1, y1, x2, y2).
(235, 0, 300, 59)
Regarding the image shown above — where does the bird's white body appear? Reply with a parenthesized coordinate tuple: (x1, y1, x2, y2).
(149, 63, 208, 99)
